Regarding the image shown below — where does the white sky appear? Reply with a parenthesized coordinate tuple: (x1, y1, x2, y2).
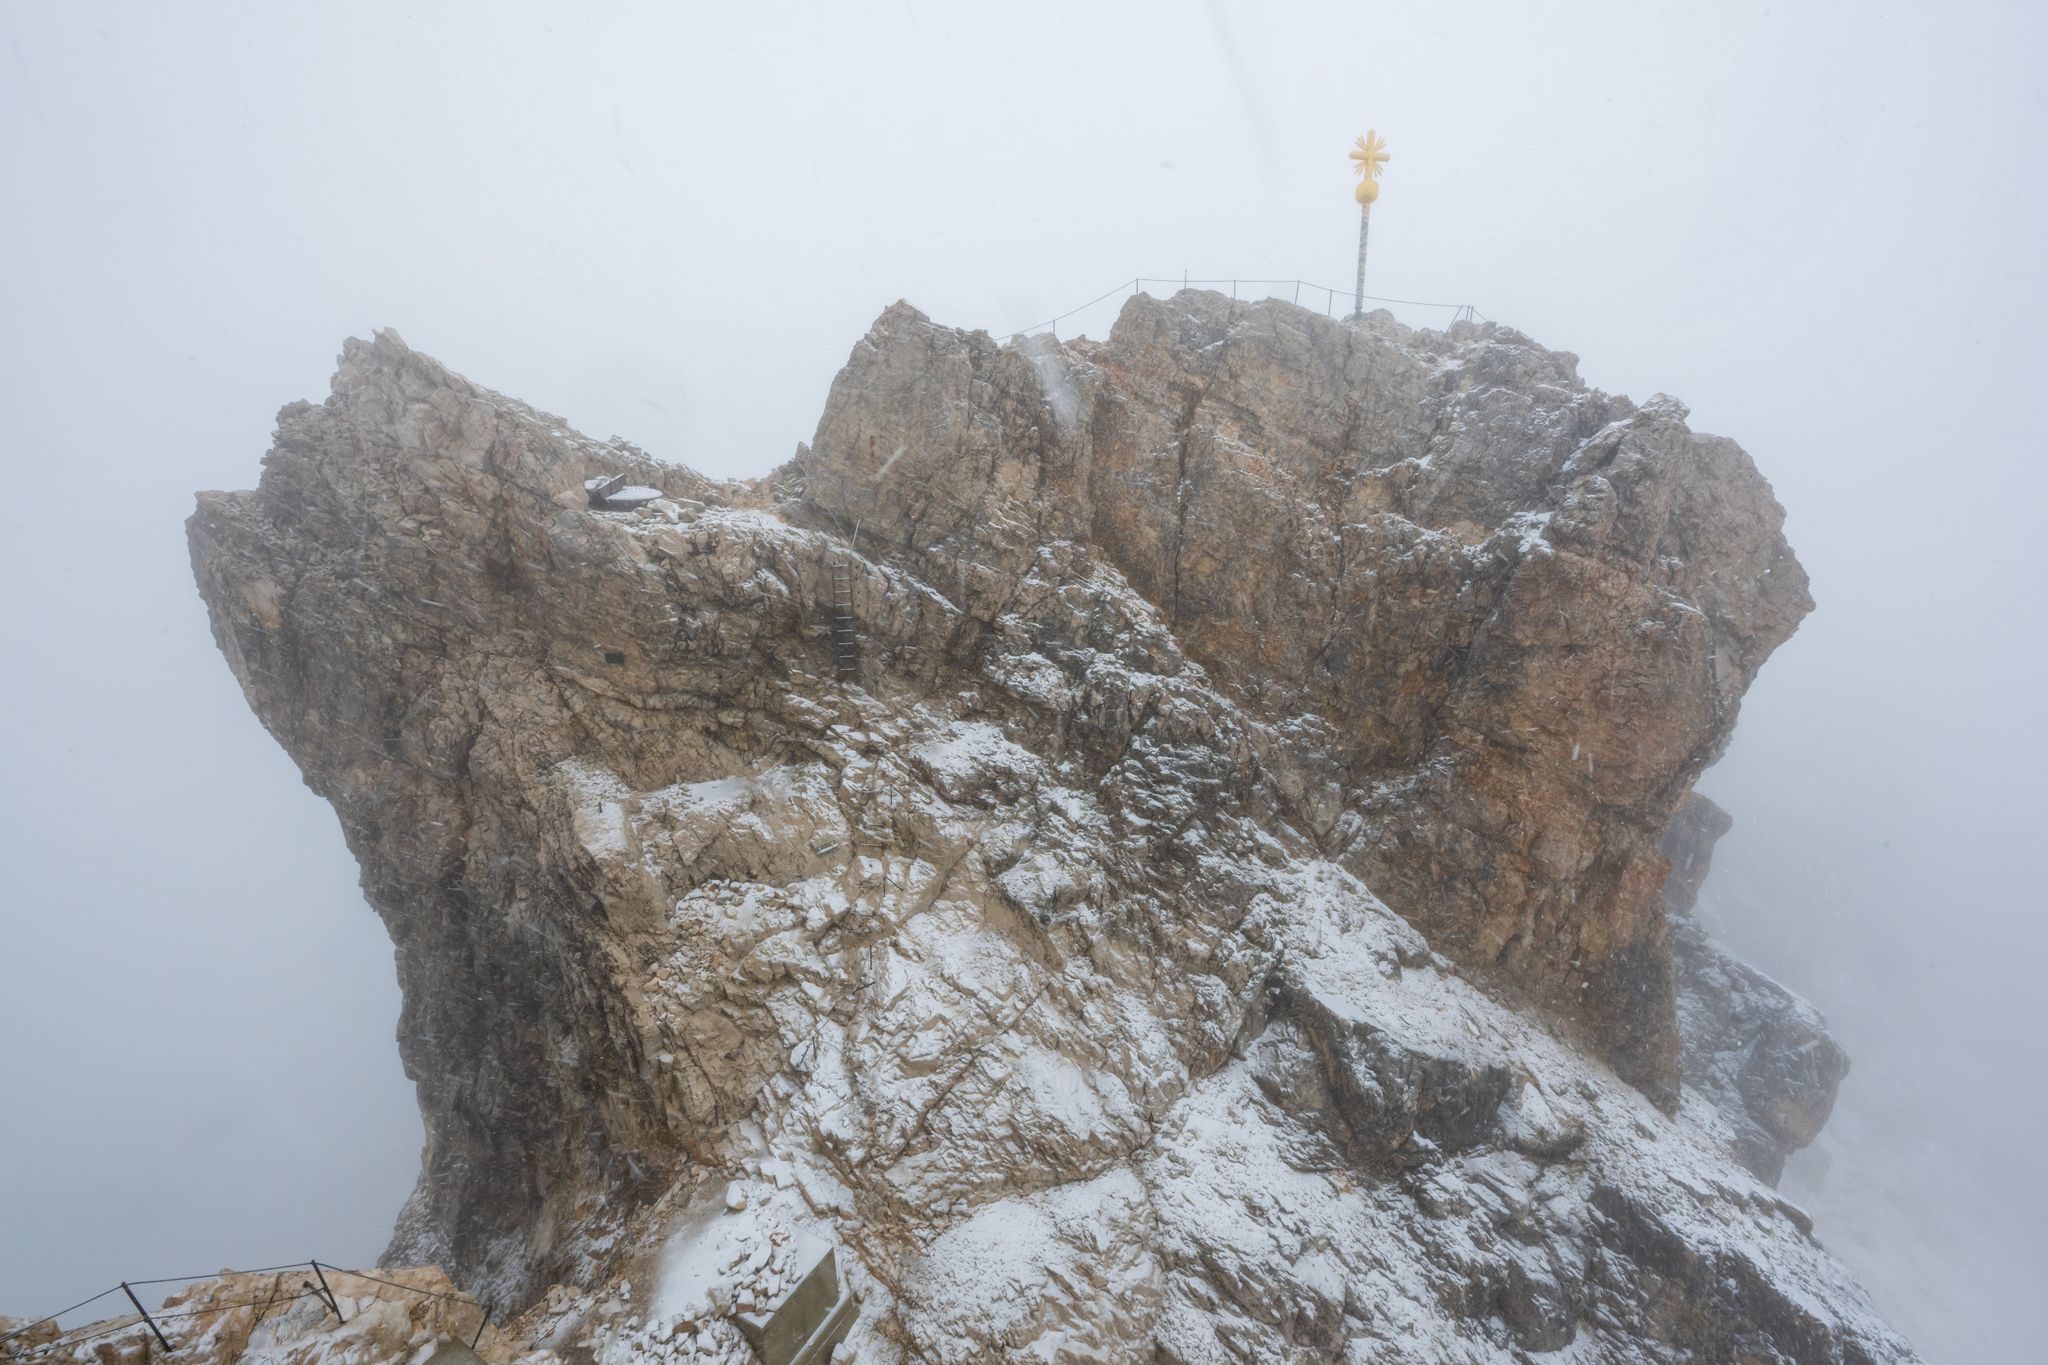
(3, 2, 2043, 1357)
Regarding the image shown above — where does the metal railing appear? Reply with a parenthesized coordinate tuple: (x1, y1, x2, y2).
(994, 276, 1487, 342)
(1, 1261, 490, 1361)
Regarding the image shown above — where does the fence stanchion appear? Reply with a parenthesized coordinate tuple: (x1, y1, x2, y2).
(118, 1283, 172, 1355)
(308, 1262, 345, 1324)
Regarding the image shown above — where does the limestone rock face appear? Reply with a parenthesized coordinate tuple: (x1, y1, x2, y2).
(179, 302, 1910, 1362)
(785, 294, 1812, 1102)
(1666, 794, 1851, 1183)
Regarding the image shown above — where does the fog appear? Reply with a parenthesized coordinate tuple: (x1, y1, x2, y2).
(2, 2, 2041, 1358)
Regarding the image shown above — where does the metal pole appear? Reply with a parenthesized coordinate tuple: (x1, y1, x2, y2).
(309, 1262, 345, 1324)
(471, 1304, 491, 1351)
(1353, 208, 1371, 318)
(119, 1283, 172, 1355)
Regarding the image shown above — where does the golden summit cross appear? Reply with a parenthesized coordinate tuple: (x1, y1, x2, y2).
(1349, 130, 1390, 317)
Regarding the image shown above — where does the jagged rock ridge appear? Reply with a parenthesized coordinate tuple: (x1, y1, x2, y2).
(787, 295, 1811, 1101)
(179, 294, 1906, 1362)
(1664, 794, 1850, 1185)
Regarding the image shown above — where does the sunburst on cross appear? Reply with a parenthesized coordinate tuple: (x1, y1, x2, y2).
(1349, 130, 1390, 207)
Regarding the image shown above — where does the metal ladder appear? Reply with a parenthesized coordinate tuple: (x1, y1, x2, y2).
(830, 562, 858, 683)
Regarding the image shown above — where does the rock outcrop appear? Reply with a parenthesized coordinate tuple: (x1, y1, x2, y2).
(4, 1266, 504, 1365)
(785, 295, 1811, 1102)
(1665, 794, 1851, 1184)
(175, 295, 1909, 1361)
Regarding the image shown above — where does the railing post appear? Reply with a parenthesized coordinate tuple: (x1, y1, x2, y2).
(119, 1283, 172, 1355)
(309, 1262, 345, 1324)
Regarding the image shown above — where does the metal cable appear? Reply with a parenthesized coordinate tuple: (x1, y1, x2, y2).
(2, 1290, 322, 1362)
(996, 279, 1142, 341)
(6, 1318, 144, 1361)
(314, 1265, 474, 1305)
(149, 1290, 320, 1322)
(125, 1262, 311, 1287)
(1002, 276, 1482, 342)
(0, 1290, 119, 1345)
(6, 1260, 480, 1355)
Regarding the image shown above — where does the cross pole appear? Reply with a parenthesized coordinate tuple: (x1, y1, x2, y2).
(1347, 130, 1391, 318)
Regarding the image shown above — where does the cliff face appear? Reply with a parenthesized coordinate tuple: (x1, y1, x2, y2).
(183, 297, 1903, 1362)
(1664, 794, 1850, 1185)
(788, 295, 1811, 1102)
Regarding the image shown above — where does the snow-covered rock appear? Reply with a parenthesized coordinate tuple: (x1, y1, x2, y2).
(165, 298, 1910, 1360)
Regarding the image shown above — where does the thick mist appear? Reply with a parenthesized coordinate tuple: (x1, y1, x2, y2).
(3, 3, 2041, 1358)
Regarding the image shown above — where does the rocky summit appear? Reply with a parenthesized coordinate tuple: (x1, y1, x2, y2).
(156, 292, 1908, 1361)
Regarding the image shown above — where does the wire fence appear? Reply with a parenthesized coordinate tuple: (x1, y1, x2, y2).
(994, 275, 1486, 343)
(0, 1261, 490, 1362)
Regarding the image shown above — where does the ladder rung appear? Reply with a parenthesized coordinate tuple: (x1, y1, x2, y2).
(828, 560, 859, 682)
